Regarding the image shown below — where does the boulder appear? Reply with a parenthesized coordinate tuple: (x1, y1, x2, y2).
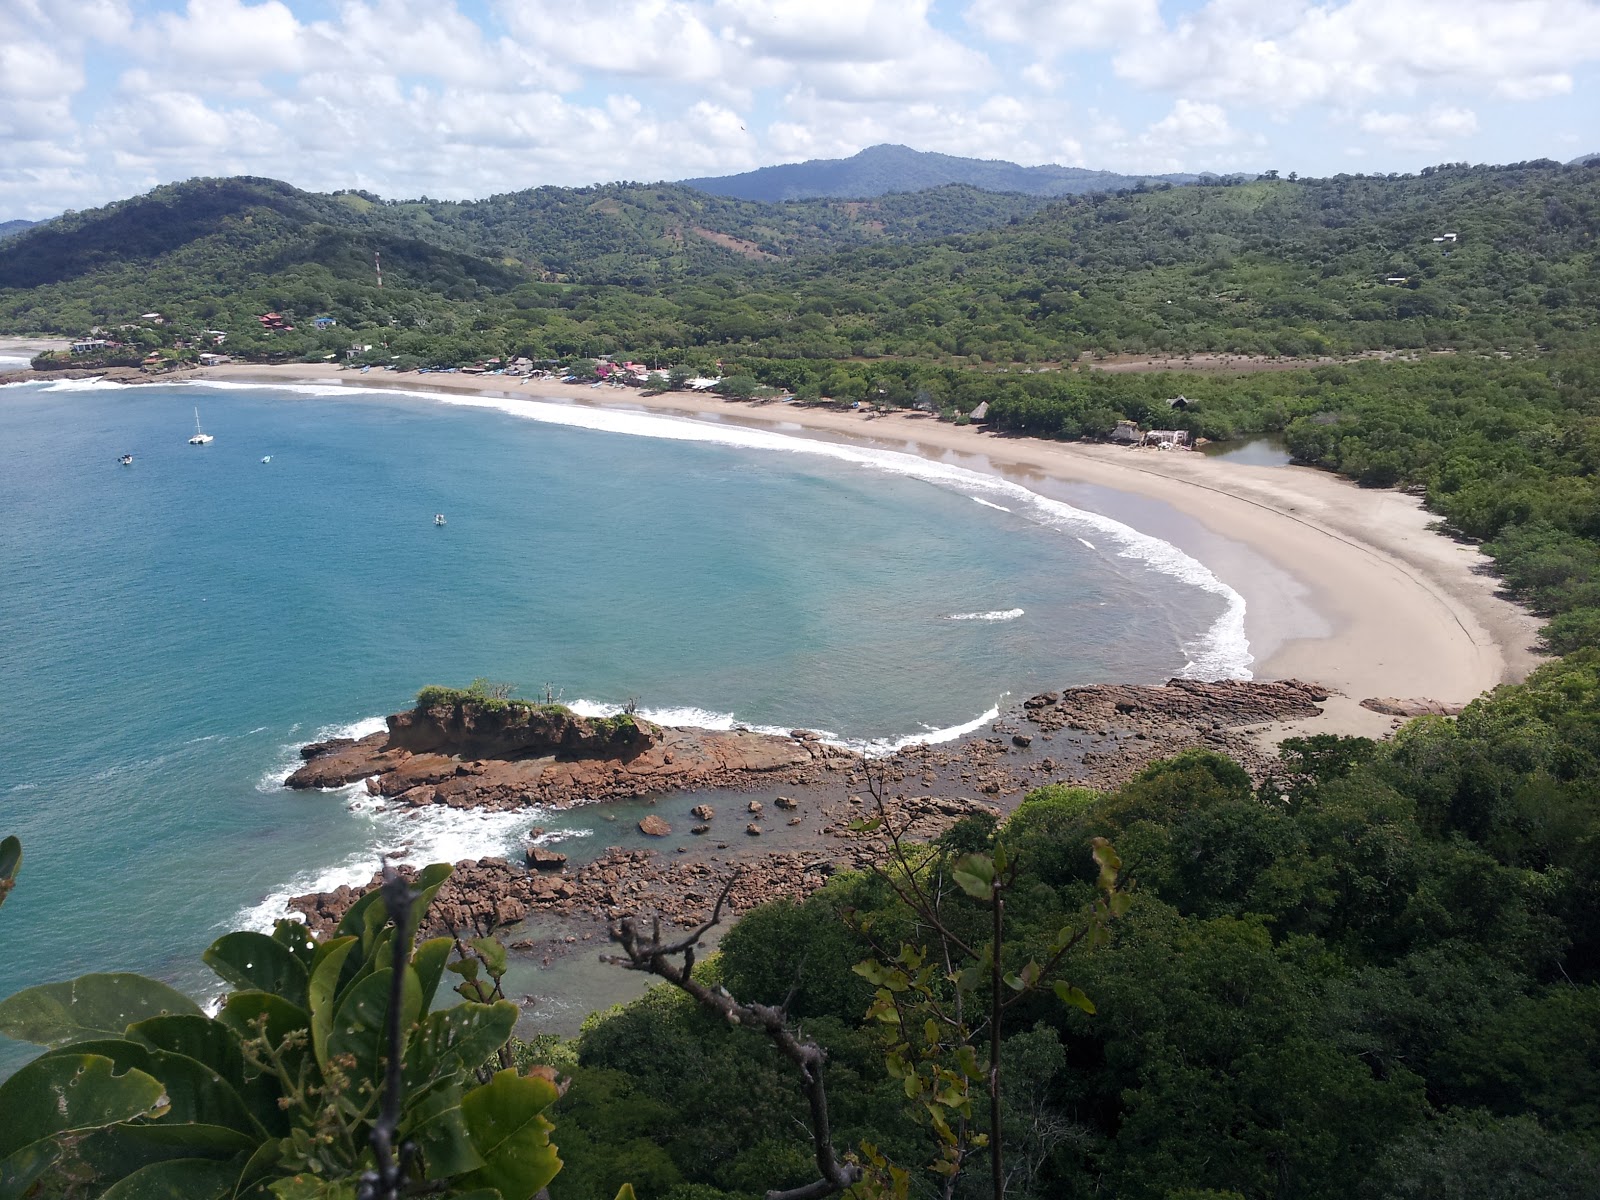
(691, 804, 715, 821)
(746, 823, 763, 837)
(638, 815, 671, 837)
(526, 846, 567, 869)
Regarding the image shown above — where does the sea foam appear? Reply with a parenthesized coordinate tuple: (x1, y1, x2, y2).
(187, 381, 1252, 679)
(947, 608, 1024, 622)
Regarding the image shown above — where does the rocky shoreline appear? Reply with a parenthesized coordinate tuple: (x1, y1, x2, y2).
(285, 678, 1338, 943)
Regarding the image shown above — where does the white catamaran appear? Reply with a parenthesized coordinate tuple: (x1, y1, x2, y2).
(188, 408, 213, 445)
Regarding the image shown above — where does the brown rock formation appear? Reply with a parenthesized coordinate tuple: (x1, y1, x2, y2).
(638, 815, 671, 837)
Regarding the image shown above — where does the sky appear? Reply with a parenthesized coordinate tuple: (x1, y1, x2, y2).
(2, 0, 1599, 219)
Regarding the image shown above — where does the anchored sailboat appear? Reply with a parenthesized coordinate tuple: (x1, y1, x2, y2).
(188, 408, 213, 445)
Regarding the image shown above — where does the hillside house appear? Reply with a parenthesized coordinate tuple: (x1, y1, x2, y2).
(313, 316, 337, 329)
(70, 338, 109, 354)
(1384, 276, 1409, 286)
(1165, 395, 1190, 410)
(258, 312, 293, 331)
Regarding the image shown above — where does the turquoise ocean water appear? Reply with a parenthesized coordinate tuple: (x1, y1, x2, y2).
(0, 375, 1247, 1065)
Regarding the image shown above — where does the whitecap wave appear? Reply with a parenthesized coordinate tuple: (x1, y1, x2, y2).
(1078, 538, 1096, 550)
(947, 608, 1024, 622)
(231, 782, 543, 933)
(970, 496, 1011, 512)
(847, 704, 1002, 757)
(569, 697, 808, 741)
(179, 376, 1252, 675)
(256, 714, 386, 792)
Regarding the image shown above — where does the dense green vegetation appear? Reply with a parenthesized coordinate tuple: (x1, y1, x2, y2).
(3, 161, 1594, 367)
(534, 654, 1600, 1199)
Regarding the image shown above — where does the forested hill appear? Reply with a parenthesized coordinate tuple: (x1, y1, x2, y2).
(0, 219, 37, 241)
(677, 142, 1202, 200)
(0, 175, 1049, 298)
(1, 160, 1595, 364)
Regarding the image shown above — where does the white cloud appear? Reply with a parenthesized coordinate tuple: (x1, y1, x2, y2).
(1118, 0, 1600, 112)
(1358, 104, 1478, 148)
(965, 0, 1160, 51)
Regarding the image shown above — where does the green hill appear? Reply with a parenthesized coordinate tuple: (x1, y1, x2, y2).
(678, 142, 1202, 201)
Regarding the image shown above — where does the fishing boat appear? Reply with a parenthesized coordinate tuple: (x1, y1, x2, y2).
(261, 455, 272, 464)
(118, 454, 133, 466)
(434, 514, 446, 526)
(188, 408, 213, 445)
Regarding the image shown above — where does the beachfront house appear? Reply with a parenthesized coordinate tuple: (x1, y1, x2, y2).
(1144, 429, 1191, 449)
(70, 338, 109, 354)
(1111, 419, 1141, 444)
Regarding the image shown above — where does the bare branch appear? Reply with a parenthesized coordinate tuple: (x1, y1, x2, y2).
(603, 873, 862, 1200)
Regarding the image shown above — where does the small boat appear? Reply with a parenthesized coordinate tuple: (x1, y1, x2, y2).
(261, 455, 272, 464)
(118, 454, 133, 466)
(188, 408, 213, 445)
(434, 514, 446, 526)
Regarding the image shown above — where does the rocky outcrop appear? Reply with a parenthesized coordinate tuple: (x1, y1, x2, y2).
(286, 700, 857, 809)
(638, 815, 671, 836)
(1022, 678, 1327, 735)
(1360, 697, 1463, 717)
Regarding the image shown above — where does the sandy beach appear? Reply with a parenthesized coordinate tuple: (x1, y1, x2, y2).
(207, 363, 1543, 740)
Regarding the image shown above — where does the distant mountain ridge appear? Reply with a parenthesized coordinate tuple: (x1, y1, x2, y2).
(676, 143, 1203, 201)
(0, 219, 38, 241)
(1571, 152, 1600, 166)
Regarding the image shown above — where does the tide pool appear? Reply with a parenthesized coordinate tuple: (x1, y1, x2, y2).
(0, 377, 1242, 1067)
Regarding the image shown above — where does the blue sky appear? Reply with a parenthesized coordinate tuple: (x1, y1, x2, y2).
(3, 0, 1598, 218)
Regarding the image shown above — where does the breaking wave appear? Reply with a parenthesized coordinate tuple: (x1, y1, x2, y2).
(947, 608, 1024, 622)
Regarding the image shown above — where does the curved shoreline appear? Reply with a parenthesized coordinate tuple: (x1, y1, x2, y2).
(204, 364, 1543, 737)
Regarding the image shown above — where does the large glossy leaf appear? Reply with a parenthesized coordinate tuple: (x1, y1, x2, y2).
(327, 967, 422, 1087)
(0, 1136, 60, 1200)
(99, 1156, 240, 1200)
(126, 1014, 287, 1138)
(412, 937, 453, 1013)
(403, 1001, 518, 1091)
(75, 1123, 256, 1179)
(400, 1080, 484, 1178)
(0, 1052, 165, 1161)
(0, 834, 19, 909)
(267, 1176, 356, 1200)
(0, 974, 201, 1049)
(204, 933, 310, 1009)
(43, 1039, 263, 1138)
(270, 920, 319, 969)
(307, 937, 358, 1075)
(458, 1069, 563, 1200)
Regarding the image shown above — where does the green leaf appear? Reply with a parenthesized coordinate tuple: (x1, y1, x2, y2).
(404, 1001, 518, 1090)
(0, 1136, 61, 1200)
(0, 1052, 165, 1161)
(458, 1069, 564, 1200)
(471, 937, 508, 979)
(270, 920, 319, 969)
(951, 853, 996, 901)
(203, 933, 310, 1010)
(447, 957, 482, 983)
(306, 936, 358, 1074)
(412, 937, 454, 1012)
(75, 1123, 255, 1180)
(99, 1156, 240, 1200)
(0, 835, 20, 909)
(400, 1080, 485, 1177)
(846, 817, 884, 833)
(1052, 981, 1096, 1015)
(613, 1187, 638, 1200)
(128, 1014, 286, 1140)
(327, 967, 422, 1086)
(39, 1039, 264, 1138)
(0, 974, 201, 1049)
(851, 958, 893, 986)
(268, 1175, 356, 1200)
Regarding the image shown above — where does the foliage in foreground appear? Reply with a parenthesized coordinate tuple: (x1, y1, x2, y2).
(0, 863, 564, 1200)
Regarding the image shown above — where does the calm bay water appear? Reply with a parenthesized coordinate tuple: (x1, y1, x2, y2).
(0, 377, 1241, 1064)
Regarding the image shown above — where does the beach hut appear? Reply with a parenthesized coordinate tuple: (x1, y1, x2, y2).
(968, 400, 989, 421)
(1111, 420, 1141, 444)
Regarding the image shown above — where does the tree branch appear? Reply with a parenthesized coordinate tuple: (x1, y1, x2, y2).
(603, 874, 862, 1200)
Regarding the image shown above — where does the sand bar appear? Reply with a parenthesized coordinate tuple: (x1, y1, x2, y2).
(207, 364, 1544, 739)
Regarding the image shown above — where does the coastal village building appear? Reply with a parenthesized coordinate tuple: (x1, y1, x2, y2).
(1111, 419, 1141, 444)
(70, 338, 110, 354)
(1143, 429, 1191, 448)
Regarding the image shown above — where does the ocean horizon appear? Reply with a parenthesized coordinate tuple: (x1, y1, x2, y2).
(0, 375, 1247, 1066)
